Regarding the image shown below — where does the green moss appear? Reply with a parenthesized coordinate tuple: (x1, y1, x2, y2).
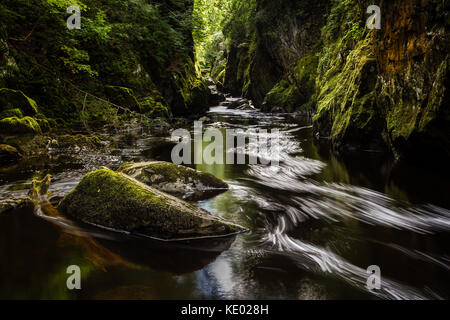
(58, 168, 243, 240)
(0, 108, 23, 119)
(119, 161, 229, 189)
(313, 34, 385, 151)
(262, 55, 318, 113)
(0, 89, 38, 116)
(140, 97, 170, 118)
(36, 118, 51, 133)
(104, 86, 142, 113)
(0, 116, 41, 135)
(174, 57, 210, 115)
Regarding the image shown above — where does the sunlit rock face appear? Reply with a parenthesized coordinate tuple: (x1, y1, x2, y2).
(313, 0, 449, 162)
(373, 0, 450, 162)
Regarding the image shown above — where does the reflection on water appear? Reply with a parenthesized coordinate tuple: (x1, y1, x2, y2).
(1, 100, 450, 299)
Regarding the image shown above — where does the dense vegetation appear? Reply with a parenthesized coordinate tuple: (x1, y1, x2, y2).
(1, 0, 449, 164)
(0, 0, 210, 133)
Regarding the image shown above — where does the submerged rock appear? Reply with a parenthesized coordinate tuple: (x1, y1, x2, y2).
(58, 168, 244, 240)
(118, 161, 229, 201)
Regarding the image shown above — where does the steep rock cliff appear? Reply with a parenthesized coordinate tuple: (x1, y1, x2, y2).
(313, 0, 449, 163)
(222, 0, 329, 108)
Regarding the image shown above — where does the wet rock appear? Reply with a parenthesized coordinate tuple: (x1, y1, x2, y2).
(0, 144, 22, 163)
(209, 92, 226, 106)
(236, 103, 256, 111)
(0, 199, 18, 214)
(118, 161, 229, 201)
(149, 118, 172, 137)
(0, 198, 30, 214)
(52, 134, 105, 151)
(198, 116, 211, 123)
(58, 168, 245, 241)
(228, 98, 249, 109)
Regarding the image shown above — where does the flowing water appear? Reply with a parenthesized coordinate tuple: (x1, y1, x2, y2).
(1, 97, 449, 300)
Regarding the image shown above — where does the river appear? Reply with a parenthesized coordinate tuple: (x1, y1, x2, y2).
(1, 97, 449, 300)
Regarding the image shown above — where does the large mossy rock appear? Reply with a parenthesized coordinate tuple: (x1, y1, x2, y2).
(118, 162, 229, 201)
(0, 116, 41, 135)
(58, 168, 244, 240)
(0, 89, 38, 116)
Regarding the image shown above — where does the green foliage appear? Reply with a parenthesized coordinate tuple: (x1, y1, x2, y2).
(60, 46, 98, 77)
(0, 116, 42, 135)
(193, 0, 233, 67)
(0, 0, 205, 127)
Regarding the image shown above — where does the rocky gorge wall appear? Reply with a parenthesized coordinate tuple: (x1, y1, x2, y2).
(220, 0, 449, 163)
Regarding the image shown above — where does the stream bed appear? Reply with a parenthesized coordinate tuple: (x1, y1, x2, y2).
(1, 98, 449, 300)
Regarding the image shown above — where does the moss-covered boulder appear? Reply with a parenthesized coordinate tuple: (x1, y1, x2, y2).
(0, 116, 41, 135)
(0, 108, 23, 119)
(0, 89, 38, 116)
(118, 162, 229, 201)
(0, 144, 22, 163)
(104, 86, 142, 113)
(58, 168, 245, 241)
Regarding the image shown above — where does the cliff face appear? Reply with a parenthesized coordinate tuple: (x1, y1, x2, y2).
(222, 0, 329, 108)
(0, 0, 209, 128)
(313, 0, 449, 162)
(222, 0, 449, 162)
(374, 0, 449, 161)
